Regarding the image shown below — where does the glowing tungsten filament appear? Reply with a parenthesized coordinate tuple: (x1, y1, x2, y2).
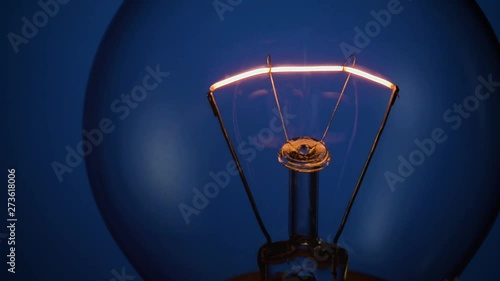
(209, 65, 396, 92)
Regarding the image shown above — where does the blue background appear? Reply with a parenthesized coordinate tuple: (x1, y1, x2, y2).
(2, 0, 499, 280)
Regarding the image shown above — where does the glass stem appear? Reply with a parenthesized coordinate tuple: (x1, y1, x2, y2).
(289, 170, 319, 244)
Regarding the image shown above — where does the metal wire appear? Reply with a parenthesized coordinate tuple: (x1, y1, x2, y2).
(321, 55, 357, 142)
(267, 54, 290, 142)
(207, 92, 273, 246)
(333, 86, 400, 245)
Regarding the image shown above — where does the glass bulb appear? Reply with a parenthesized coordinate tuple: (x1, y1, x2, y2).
(83, 1, 500, 280)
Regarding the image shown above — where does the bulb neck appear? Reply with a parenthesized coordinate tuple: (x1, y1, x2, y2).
(289, 170, 319, 245)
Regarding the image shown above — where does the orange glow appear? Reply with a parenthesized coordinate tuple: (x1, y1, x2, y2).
(343, 67, 395, 89)
(209, 65, 396, 92)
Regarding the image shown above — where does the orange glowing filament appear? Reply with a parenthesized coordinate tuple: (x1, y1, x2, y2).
(209, 65, 396, 92)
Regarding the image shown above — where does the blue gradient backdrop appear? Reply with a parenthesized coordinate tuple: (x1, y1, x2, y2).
(2, 0, 499, 280)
